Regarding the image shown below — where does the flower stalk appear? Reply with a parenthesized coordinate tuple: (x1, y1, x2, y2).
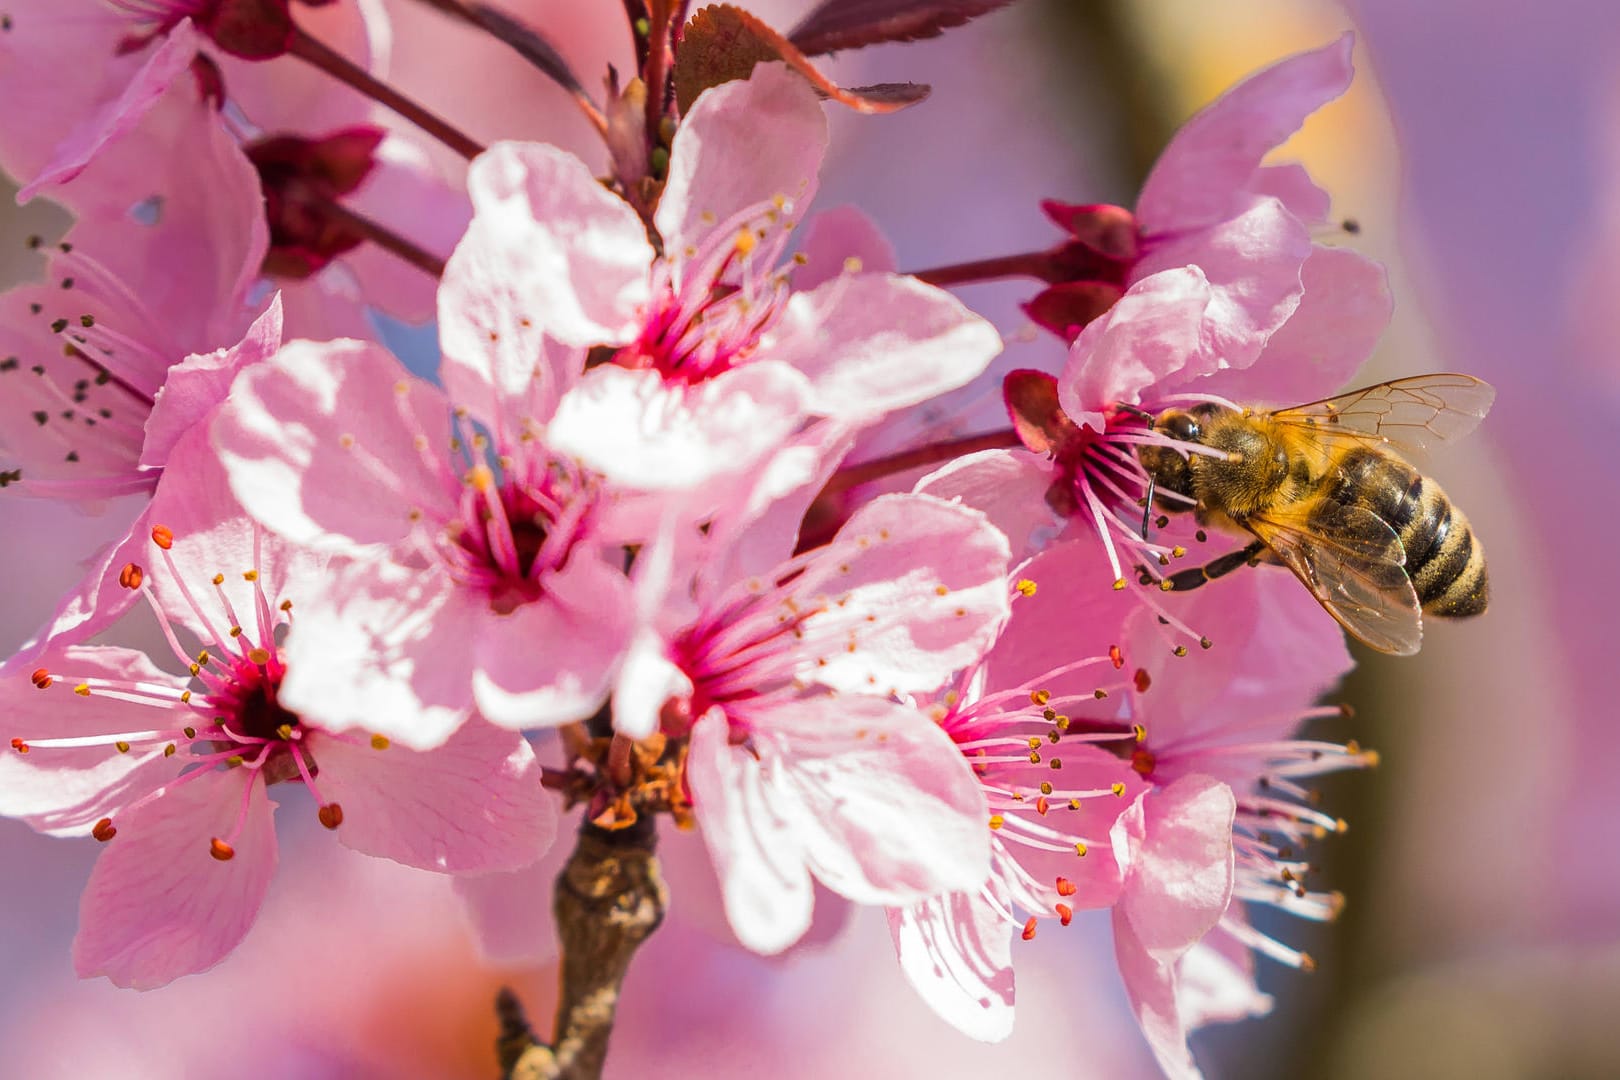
(497, 818, 668, 1080)
(286, 26, 486, 161)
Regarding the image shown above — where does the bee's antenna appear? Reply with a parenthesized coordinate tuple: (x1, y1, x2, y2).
(1115, 402, 1156, 422)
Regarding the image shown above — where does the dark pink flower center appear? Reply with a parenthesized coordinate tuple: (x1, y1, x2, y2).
(615, 197, 796, 388)
(8, 525, 372, 856)
(444, 463, 594, 616)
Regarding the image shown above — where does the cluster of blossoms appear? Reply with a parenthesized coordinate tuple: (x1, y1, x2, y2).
(0, 4, 1404, 1076)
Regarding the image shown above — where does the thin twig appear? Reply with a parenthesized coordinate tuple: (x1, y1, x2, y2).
(287, 27, 485, 161)
(497, 818, 668, 1080)
(308, 195, 447, 280)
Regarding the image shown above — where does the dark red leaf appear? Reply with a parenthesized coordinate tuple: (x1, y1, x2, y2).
(1003, 369, 1080, 455)
(675, 5, 930, 114)
(1023, 283, 1123, 344)
(1039, 201, 1140, 262)
(788, 0, 1019, 57)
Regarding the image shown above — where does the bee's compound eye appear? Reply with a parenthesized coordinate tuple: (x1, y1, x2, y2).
(1162, 413, 1201, 442)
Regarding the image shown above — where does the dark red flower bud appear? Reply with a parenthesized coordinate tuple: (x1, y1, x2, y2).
(245, 127, 386, 280)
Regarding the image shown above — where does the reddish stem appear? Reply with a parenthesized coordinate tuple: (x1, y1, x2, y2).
(823, 428, 1024, 497)
(642, 0, 676, 145)
(311, 195, 447, 280)
(401, 0, 608, 139)
(623, 0, 651, 70)
(911, 249, 1061, 289)
(287, 27, 485, 161)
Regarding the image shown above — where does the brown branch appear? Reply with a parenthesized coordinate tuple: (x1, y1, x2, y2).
(497, 818, 668, 1080)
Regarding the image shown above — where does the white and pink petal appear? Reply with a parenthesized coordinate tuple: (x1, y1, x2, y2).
(72, 767, 278, 990)
(307, 720, 556, 874)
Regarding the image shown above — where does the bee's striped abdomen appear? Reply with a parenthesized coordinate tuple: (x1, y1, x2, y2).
(1402, 479, 1488, 617)
(1324, 450, 1489, 619)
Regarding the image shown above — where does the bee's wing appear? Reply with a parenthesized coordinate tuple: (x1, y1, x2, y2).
(1247, 501, 1423, 656)
(1268, 373, 1496, 455)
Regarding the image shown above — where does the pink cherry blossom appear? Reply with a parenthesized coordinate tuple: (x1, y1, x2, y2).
(922, 237, 1391, 591)
(438, 62, 1000, 493)
(0, 438, 553, 989)
(211, 336, 635, 748)
(611, 493, 1011, 954)
(0, 83, 282, 653)
(920, 36, 1393, 589)
(982, 536, 1364, 1075)
(887, 592, 1145, 1042)
(0, 1, 376, 191)
(1029, 34, 1360, 351)
(0, 1, 466, 341)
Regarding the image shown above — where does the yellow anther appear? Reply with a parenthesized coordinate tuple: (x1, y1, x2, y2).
(1133, 723, 1146, 742)
(115, 741, 130, 753)
(74, 683, 91, 697)
(843, 256, 863, 274)
(1039, 781, 1053, 795)
(242, 569, 259, 582)
(988, 814, 1005, 830)
(164, 744, 176, 757)
(1074, 842, 1088, 856)
(339, 434, 355, 450)
(1113, 578, 1127, 591)
(734, 228, 758, 256)
(468, 464, 495, 492)
(225, 754, 245, 767)
(370, 734, 391, 751)
(1111, 782, 1126, 796)
(1015, 578, 1038, 597)
(1030, 689, 1050, 706)
(248, 648, 270, 666)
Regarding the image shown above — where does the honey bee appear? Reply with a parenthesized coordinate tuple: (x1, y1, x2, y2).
(1134, 374, 1494, 655)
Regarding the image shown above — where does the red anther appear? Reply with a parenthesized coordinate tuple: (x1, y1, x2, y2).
(1055, 903, 1073, 926)
(92, 818, 117, 842)
(118, 562, 144, 590)
(1021, 916, 1038, 942)
(1108, 645, 1123, 669)
(1133, 668, 1152, 693)
(1035, 795, 1050, 816)
(30, 669, 52, 689)
(317, 803, 344, 830)
(1056, 877, 1077, 897)
(210, 838, 236, 861)
(151, 524, 174, 550)
(10, 738, 29, 754)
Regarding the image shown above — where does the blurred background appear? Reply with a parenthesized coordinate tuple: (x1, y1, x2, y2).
(2, 0, 1617, 1076)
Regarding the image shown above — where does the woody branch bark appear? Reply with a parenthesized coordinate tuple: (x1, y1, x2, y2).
(497, 815, 668, 1080)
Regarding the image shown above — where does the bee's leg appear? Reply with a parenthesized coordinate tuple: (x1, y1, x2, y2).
(1139, 475, 1156, 540)
(1156, 539, 1268, 593)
